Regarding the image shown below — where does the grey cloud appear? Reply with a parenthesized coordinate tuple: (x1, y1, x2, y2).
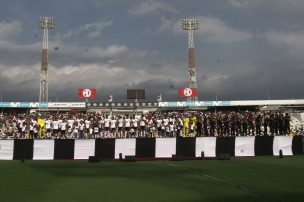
(128, 0, 178, 15)
(197, 16, 252, 43)
(0, 20, 22, 40)
(170, 16, 252, 43)
(228, 0, 259, 8)
(199, 59, 304, 100)
(55, 21, 113, 40)
(0, 41, 40, 66)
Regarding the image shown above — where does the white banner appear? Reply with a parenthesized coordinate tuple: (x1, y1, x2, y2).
(235, 136, 255, 157)
(0, 140, 14, 160)
(48, 102, 86, 108)
(273, 136, 293, 156)
(155, 138, 176, 158)
(115, 139, 136, 159)
(195, 137, 216, 157)
(33, 140, 55, 160)
(74, 139, 95, 159)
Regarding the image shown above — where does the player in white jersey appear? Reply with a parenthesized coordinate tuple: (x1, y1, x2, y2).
(139, 115, 146, 137)
(60, 119, 67, 139)
(169, 122, 175, 137)
(45, 117, 52, 139)
(67, 117, 74, 134)
(85, 118, 91, 138)
(147, 118, 155, 138)
(31, 118, 38, 138)
(163, 117, 169, 127)
(52, 118, 59, 138)
(104, 115, 110, 138)
(176, 117, 183, 137)
(93, 119, 99, 138)
(160, 120, 166, 137)
(189, 121, 195, 137)
(110, 117, 117, 138)
(21, 122, 27, 139)
(72, 121, 79, 139)
(131, 116, 138, 138)
(17, 116, 25, 135)
(117, 116, 124, 138)
(66, 121, 73, 138)
(98, 116, 104, 138)
(124, 115, 131, 138)
(29, 121, 34, 139)
(156, 117, 162, 137)
(78, 120, 84, 139)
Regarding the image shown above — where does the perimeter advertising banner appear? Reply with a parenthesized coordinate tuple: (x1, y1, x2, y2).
(178, 88, 197, 97)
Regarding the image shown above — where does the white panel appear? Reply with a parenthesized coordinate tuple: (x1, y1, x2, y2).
(155, 138, 176, 158)
(0, 140, 14, 160)
(195, 137, 216, 157)
(235, 136, 255, 157)
(33, 140, 55, 160)
(273, 136, 293, 156)
(115, 138, 136, 159)
(48, 102, 86, 108)
(74, 139, 95, 159)
(230, 99, 304, 106)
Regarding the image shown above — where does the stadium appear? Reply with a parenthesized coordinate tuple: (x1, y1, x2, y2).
(1, 2, 304, 202)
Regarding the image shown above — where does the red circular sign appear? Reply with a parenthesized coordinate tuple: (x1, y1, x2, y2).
(82, 89, 92, 98)
(183, 88, 193, 97)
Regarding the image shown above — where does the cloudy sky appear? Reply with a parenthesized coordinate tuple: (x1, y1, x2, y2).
(0, 0, 304, 102)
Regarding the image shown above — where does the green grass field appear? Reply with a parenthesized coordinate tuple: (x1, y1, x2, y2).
(1, 156, 304, 202)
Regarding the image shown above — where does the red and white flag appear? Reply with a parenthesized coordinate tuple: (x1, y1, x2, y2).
(178, 88, 197, 97)
(78, 88, 96, 98)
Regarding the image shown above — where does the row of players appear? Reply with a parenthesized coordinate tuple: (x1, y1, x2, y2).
(3, 114, 173, 139)
(0, 111, 292, 139)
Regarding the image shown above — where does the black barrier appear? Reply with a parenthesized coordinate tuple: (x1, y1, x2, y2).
(95, 139, 115, 159)
(1, 137, 302, 161)
(13, 139, 34, 160)
(216, 137, 235, 157)
(54, 139, 75, 159)
(176, 137, 196, 157)
(292, 136, 304, 155)
(255, 136, 274, 156)
(136, 138, 155, 158)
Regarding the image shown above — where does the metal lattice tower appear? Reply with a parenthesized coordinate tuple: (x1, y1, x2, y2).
(37, 17, 55, 103)
(182, 18, 199, 102)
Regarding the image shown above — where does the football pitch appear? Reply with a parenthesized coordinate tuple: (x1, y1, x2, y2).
(1, 156, 304, 202)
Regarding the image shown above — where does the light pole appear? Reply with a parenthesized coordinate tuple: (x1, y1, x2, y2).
(181, 18, 199, 102)
(37, 17, 55, 103)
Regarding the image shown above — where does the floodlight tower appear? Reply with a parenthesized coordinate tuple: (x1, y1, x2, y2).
(182, 18, 199, 102)
(37, 17, 55, 103)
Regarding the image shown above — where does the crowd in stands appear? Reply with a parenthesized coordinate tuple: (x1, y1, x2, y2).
(0, 111, 296, 139)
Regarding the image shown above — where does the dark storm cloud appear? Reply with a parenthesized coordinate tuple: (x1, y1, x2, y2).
(200, 58, 304, 101)
(0, 41, 40, 66)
